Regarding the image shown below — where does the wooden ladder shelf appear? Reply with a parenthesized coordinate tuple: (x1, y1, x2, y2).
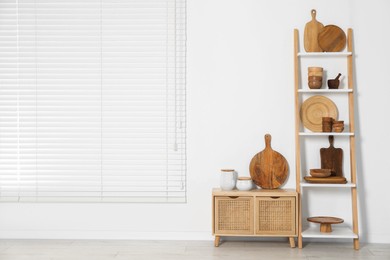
(294, 28, 360, 250)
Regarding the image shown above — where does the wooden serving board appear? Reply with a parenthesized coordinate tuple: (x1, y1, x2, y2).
(320, 136, 343, 177)
(304, 9, 324, 52)
(304, 176, 347, 184)
(318, 25, 346, 52)
(249, 134, 288, 189)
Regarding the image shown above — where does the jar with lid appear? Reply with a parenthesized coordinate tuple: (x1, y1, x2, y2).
(236, 177, 253, 191)
(220, 169, 237, 191)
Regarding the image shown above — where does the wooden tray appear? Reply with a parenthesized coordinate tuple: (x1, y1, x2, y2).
(304, 176, 347, 184)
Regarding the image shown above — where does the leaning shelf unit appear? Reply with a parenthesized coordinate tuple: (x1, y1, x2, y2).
(294, 28, 359, 250)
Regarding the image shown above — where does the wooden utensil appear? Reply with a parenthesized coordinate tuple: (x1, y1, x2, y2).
(318, 25, 346, 52)
(249, 134, 288, 189)
(320, 135, 343, 177)
(304, 9, 324, 52)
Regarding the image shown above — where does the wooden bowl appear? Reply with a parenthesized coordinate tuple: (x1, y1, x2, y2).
(308, 76, 322, 81)
(332, 127, 344, 133)
(308, 71, 323, 77)
(310, 169, 332, 178)
(308, 80, 322, 89)
(308, 67, 323, 72)
(327, 79, 340, 89)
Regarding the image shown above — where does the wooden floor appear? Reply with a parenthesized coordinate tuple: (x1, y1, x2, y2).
(0, 239, 389, 260)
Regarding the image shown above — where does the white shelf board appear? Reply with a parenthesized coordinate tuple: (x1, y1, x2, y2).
(302, 226, 358, 239)
(298, 52, 352, 57)
(298, 89, 352, 93)
(301, 182, 356, 188)
(299, 132, 354, 136)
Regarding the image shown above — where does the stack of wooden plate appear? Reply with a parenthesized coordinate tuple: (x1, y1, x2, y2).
(322, 117, 333, 132)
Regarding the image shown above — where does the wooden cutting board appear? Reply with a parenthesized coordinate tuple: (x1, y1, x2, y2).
(304, 176, 347, 184)
(320, 135, 343, 177)
(249, 134, 288, 189)
(318, 25, 346, 52)
(304, 9, 324, 52)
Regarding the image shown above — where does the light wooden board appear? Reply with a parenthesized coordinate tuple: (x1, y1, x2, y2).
(304, 9, 324, 52)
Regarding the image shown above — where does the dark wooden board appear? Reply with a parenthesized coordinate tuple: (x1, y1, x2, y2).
(320, 136, 343, 177)
(249, 134, 288, 189)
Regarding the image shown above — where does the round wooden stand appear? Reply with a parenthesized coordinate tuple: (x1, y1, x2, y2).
(307, 216, 344, 233)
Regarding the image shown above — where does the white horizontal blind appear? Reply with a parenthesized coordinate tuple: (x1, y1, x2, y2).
(0, 0, 186, 202)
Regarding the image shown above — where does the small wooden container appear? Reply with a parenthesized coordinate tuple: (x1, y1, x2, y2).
(327, 79, 340, 89)
(310, 169, 332, 178)
(322, 117, 333, 132)
(308, 80, 322, 89)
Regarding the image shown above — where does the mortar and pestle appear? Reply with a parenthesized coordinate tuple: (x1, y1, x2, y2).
(327, 73, 341, 89)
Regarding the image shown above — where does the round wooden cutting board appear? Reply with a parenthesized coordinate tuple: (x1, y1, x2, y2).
(249, 134, 288, 189)
(318, 25, 346, 52)
(300, 95, 338, 132)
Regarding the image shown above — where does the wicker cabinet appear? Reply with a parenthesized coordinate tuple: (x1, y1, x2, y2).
(212, 188, 297, 248)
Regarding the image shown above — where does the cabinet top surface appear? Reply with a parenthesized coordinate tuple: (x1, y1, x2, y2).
(212, 188, 297, 196)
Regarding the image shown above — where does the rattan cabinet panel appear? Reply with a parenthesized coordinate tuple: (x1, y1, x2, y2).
(255, 196, 296, 235)
(214, 197, 254, 235)
(212, 189, 298, 247)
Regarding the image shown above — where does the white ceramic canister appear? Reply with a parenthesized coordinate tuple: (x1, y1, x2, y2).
(236, 177, 253, 191)
(220, 169, 237, 191)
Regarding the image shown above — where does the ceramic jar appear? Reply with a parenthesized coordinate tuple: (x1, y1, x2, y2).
(220, 169, 237, 191)
(236, 177, 253, 191)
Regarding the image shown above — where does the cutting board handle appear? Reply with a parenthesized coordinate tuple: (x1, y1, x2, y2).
(311, 9, 317, 20)
(328, 135, 335, 147)
(264, 134, 272, 149)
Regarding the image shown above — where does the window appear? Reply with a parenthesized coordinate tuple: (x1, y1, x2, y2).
(0, 0, 186, 202)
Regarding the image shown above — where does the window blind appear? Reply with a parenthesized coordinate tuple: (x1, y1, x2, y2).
(0, 0, 186, 202)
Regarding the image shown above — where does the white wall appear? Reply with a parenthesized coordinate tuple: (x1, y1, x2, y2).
(0, 0, 389, 244)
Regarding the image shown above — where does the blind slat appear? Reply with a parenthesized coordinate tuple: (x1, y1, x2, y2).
(0, 0, 186, 203)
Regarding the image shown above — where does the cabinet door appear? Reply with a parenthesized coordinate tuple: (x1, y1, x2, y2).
(255, 196, 296, 236)
(214, 196, 254, 235)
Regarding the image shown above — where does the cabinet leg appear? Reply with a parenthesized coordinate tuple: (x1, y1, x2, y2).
(289, 237, 296, 248)
(214, 236, 220, 247)
(298, 235, 303, 249)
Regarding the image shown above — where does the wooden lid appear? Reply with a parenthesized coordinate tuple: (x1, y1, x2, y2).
(300, 95, 338, 132)
(238, 177, 252, 181)
(221, 169, 235, 172)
